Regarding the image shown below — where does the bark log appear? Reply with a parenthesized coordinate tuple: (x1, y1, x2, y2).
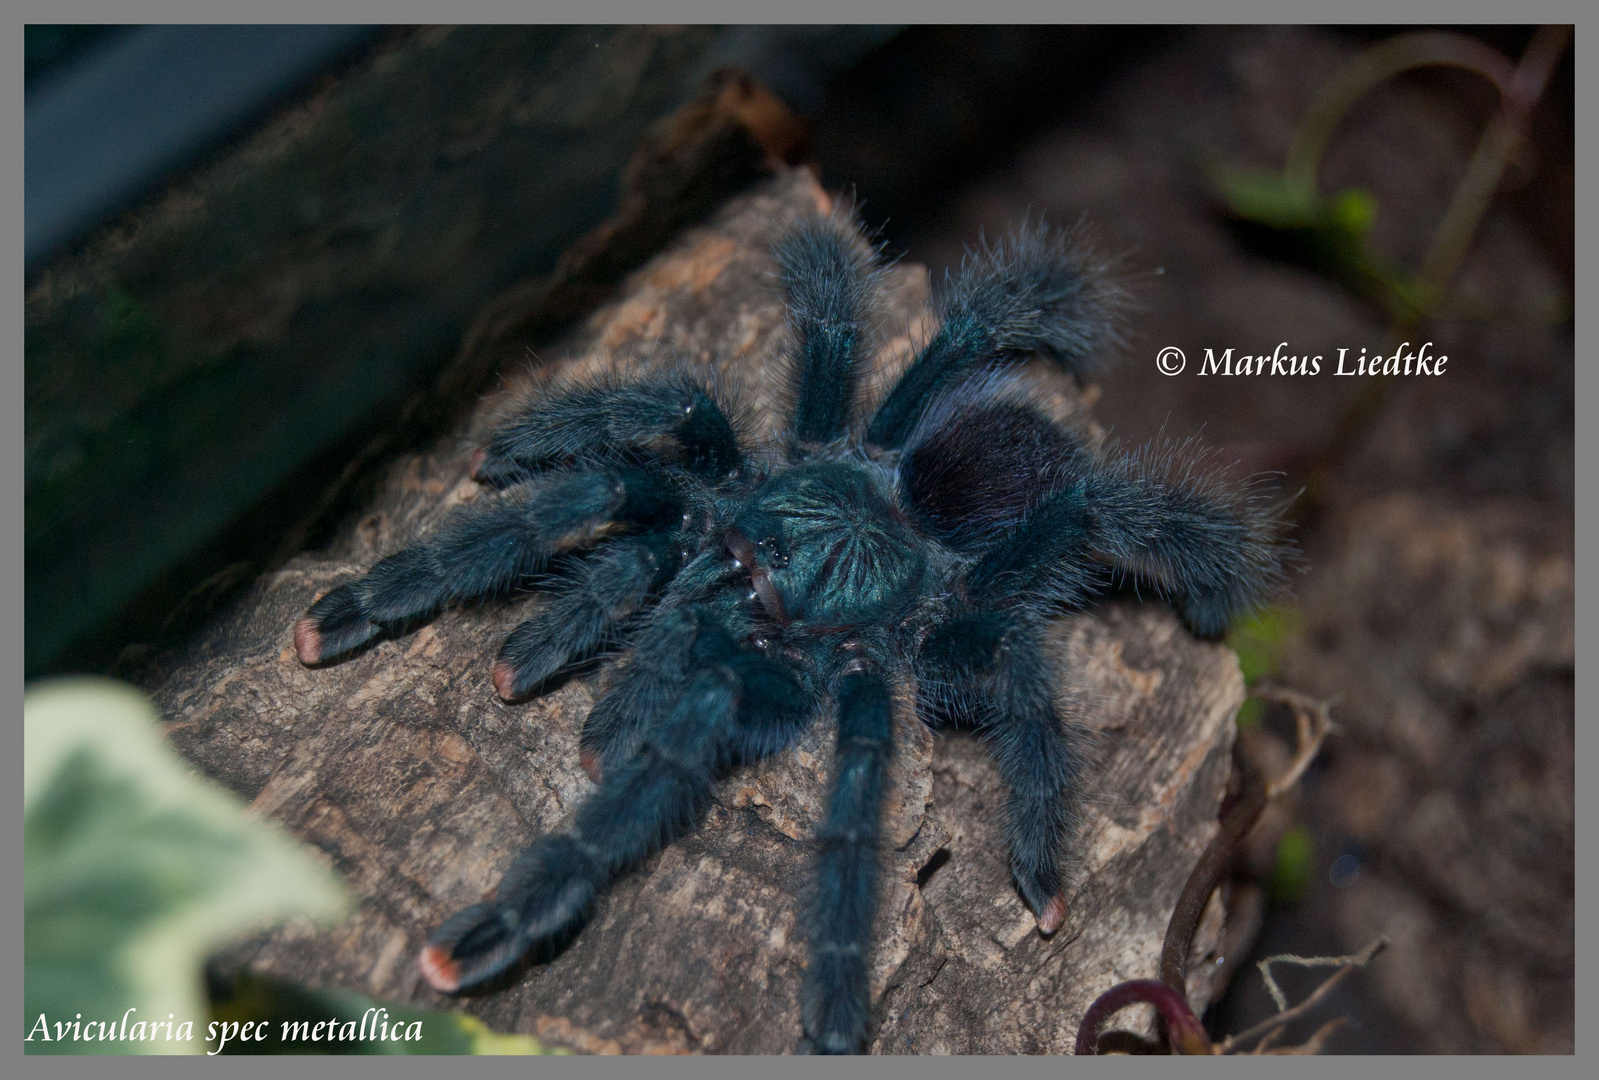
(141, 168, 1243, 1054)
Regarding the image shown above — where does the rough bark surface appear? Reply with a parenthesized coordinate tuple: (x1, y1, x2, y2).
(141, 169, 1243, 1054)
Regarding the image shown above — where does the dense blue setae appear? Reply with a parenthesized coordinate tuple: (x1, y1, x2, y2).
(293, 209, 1289, 1054)
(732, 462, 927, 626)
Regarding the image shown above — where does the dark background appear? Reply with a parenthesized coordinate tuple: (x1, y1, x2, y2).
(25, 25, 1573, 1054)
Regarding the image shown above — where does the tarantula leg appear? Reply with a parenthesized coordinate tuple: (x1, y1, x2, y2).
(578, 606, 700, 782)
(801, 666, 894, 1055)
(578, 592, 813, 782)
(918, 611, 1086, 929)
(965, 488, 1100, 610)
(295, 465, 679, 665)
(491, 534, 682, 701)
(865, 223, 1123, 451)
(1073, 443, 1285, 638)
(422, 670, 736, 992)
(966, 441, 1284, 639)
(473, 374, 742, 486)
(776, 211, 880, 446)
(904, 379, 1284, 637)
(420, 617, 809, 993)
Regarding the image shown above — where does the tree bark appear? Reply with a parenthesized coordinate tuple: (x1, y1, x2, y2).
(142, 168, 1243, 1054)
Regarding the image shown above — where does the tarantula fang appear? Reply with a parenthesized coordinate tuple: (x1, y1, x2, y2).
(293, 210, 1286, 1054)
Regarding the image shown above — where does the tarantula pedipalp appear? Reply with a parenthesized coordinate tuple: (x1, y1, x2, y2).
(292, 211, 1286, 1054)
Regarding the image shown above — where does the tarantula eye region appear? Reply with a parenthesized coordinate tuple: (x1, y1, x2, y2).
(755, 536, 790, 568)
(725, 527, 790, 624)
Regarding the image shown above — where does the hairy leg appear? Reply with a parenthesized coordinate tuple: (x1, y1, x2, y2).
(578, 602, 703, 783)
(491, 534, 682, 701)
(473, 373, 741, 486)
(295, 465, 679, 664)
(898, 372, 1282, 647)
(964, 487, 1100, 610)
(866, 223, 1122, 451)
(1073, 441, 1285, 638)
(965, 441, 1284, 639)
(918, 611, 1085, 931)
(775, 212, 879, 447)
(903, 380, 1284, 638)
(801, 666, 894, 1055)
(419, 614, 810, 993)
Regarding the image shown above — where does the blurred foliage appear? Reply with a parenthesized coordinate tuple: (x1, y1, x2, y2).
(1233, 698, 1264, 730)
(23, 678, 554, 1055)
(1211, 167, 1433, 325)
(1228, 605, 1302, 686)
(1270, 825, 1316, 903)
(1212, 28, 1570, 332)
(25, 678, 349, 1053)
(1228, 605, 1303, 730)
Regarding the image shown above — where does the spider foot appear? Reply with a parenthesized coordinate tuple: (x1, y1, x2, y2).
(578, 749, 603, 784)
(1176, 588, 1235, 641)
(490, 660, 520, 702)
(295, 584, 383, 664)
(417, 902, 523, 994)
(420, 836, 601, 993)
(801, 950, 871, 1055)
(1037, 893, 1068, 936)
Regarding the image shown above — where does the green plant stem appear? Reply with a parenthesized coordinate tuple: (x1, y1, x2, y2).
(1288, 27, 1569, 518)
(1284, 31, 1516, 195)
(1414, 25, 1571, 313)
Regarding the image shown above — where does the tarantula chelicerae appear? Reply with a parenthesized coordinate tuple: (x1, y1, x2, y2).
(293, 212, 1285, 1053)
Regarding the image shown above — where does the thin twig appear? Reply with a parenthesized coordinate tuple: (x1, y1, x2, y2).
(1254, 1023, 1287, 1054)
(1158, 688, 1335, 994)
(1259, 1018, 1349, 1055)
(1219, 936, 1389, 1054)
(1252, 685, 1334, 799)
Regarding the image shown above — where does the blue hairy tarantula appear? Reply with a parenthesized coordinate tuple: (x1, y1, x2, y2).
(293, 212, 1285, 1054)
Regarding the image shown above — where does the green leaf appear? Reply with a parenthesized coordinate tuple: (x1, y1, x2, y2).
(1209, 166, 1427, 322)
(1226, 604, 1302, 686)
(1209, 167, 1325, 230)
(25, 678, 349, 1054)
(1270, 825, 1315, 903)
(1328, 187, 1378, 233)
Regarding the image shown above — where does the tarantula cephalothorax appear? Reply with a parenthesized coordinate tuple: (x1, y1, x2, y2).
(292, 212, 1286, 1053)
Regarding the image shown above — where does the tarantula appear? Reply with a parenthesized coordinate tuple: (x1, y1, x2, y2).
(292, 212, 1285, 1054)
